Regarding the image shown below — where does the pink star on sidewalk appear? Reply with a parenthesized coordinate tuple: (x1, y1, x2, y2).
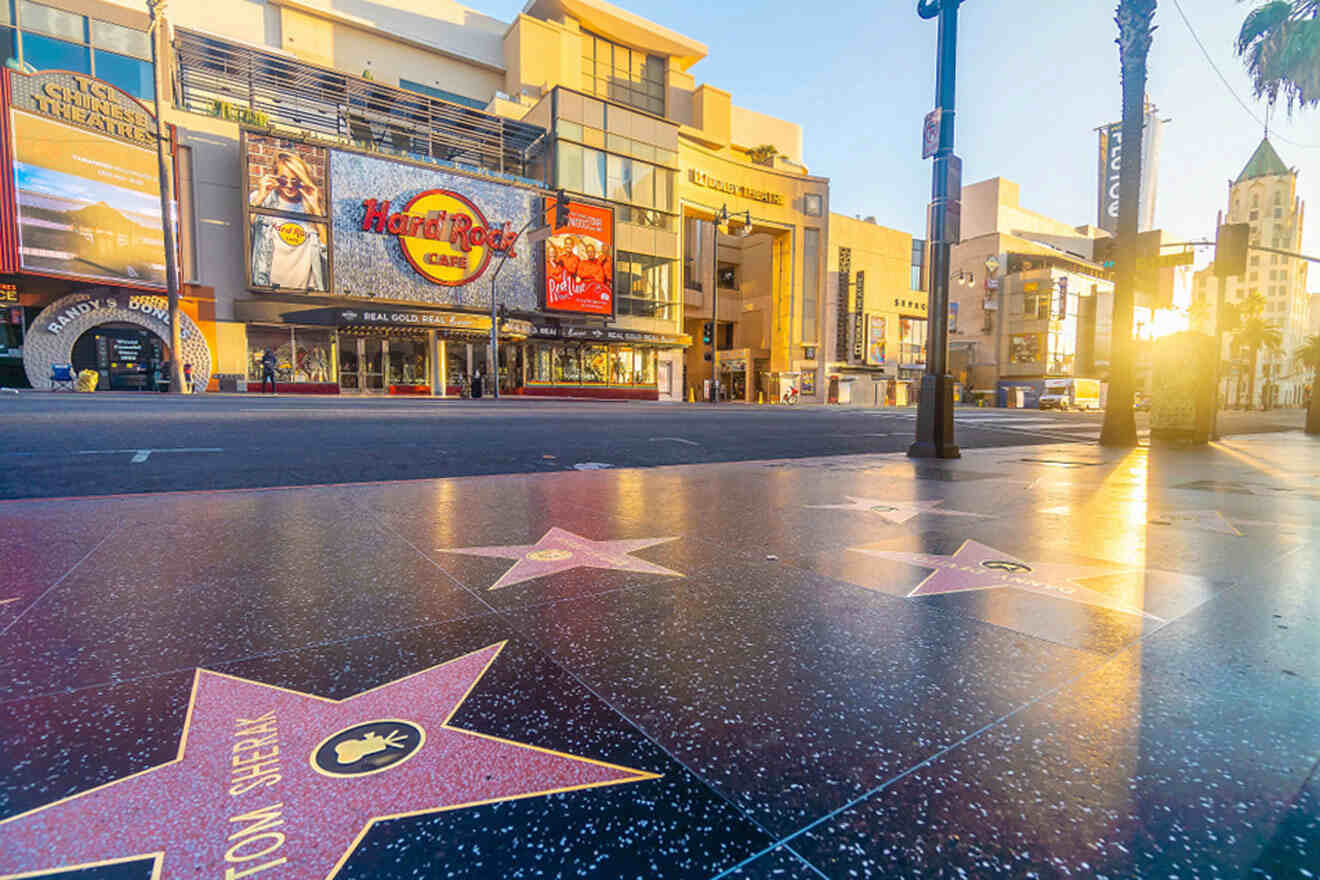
(851, 539, 1162, 620)
(439, 527, 683, 590)
(0, 642, 657, 880)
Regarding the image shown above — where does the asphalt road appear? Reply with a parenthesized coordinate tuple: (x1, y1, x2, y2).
(0, 393, 1301, 500)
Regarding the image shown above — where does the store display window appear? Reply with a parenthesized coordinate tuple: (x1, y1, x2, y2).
(581, 345, 608, 383)
(247, 326, 335, 384)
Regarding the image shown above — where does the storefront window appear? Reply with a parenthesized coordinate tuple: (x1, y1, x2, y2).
(446, 346, 467, 392)
(529, 345, 552, 383)
(611, 347, 634, 385)
(554, 346, 580, 383)
(248, 326, 293, 382)
(292, 329, 334, 383)
(581, 345, 608, 383)
(635, 350, 656, 385)
(899, 317, 928, 365)
(387, 338, 429, 385)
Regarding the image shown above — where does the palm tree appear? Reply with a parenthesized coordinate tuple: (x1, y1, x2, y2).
(1232, 293, 1283, 409)
(1237, 1, 1319, 114)
(1296, 334, 1320, 433)
(1101, 0, 1157, 447)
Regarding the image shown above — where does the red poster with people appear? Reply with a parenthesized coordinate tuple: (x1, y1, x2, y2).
(544, 201, 613, 316)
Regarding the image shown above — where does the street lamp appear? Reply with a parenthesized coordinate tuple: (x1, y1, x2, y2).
(146, 0, 184, 393)
(910, 0, 964, 459)
(708, 204, 751, 403)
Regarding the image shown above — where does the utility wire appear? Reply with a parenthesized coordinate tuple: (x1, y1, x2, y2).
(1169, 0, 1320, 149)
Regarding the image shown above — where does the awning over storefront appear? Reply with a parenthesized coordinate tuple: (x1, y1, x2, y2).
(529, 324, 691, 347)
(234, 300, 535, 339)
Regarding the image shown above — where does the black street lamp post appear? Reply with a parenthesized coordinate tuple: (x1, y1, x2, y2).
(910, 0, 963, 459)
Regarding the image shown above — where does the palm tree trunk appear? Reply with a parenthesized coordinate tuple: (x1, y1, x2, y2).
(1101, 1, 1154, 447)
(1307, 366, 1320, 435)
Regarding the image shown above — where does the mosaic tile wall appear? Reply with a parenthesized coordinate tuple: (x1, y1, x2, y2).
(330, 151, 539, 310)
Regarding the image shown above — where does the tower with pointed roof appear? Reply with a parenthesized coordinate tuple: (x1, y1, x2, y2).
(1192, 138, 1309, 408)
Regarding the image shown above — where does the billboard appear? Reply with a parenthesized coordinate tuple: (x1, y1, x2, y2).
(245, 132, 330, 293)
(240, 131, 540, 308)
(1096, 108, 1163, 234)
(331, 149, 537, 309)
(3, 72, 165, 286)
(865, 314, 886, 366)
(543, 200, 614, 316)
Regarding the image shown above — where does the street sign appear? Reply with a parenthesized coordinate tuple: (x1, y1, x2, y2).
(984, 256, 1000, 275)
(922, 109, 940, 159)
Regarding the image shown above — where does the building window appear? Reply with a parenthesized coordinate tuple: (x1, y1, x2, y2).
(95, 49, 153, 100)
(616, 251, 677, 320)
(20, 1, 83, 40)
(21, 30, 90, 73)
(684, 216, 704, 292)
(803, 193, 823, 217)
(580, 30, 664, 117)
(899, 317, 927, 364)
(801, 228, 820, 342)
(911, 239, 926, 291)
(0, 26, 15, 69)
(90, 18, 148, 58)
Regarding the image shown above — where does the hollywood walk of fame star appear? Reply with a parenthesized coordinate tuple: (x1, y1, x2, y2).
(850, 539, 1164, 620)
(1147, 509, 1243, 536)
(438, 527, 682, 590)
(806, 496, 990, 525)
(0, 642, 658, 880)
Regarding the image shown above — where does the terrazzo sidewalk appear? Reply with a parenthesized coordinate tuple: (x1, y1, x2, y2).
(0, 432, 1316, 879)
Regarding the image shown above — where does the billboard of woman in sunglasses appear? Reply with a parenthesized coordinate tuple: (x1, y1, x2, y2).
(245, 134, 329, 291)
(246, 136, 327, 218)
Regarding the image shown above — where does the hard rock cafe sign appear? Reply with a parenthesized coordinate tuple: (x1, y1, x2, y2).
(360, 191, 520, 287)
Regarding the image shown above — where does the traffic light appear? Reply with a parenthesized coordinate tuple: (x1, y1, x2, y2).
(1215, 222, 1249, 279)
(554, 189, 570, 228)
(702, 321, 713, 345)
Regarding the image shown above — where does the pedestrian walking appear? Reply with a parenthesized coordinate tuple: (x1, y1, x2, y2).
(261, 348, 278, 394)
(471, 369, 483, 399)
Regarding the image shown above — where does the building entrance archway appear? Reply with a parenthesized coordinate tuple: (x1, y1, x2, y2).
(24, 291, 211, 391)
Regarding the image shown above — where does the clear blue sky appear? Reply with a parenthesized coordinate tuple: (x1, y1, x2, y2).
(481, 0, 1318, 288)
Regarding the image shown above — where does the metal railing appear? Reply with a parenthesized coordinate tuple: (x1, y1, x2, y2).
(173, 28, 547, 179)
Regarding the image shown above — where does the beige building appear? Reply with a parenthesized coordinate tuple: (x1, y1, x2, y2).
(945, 178, 1114, 401)
(1190, 139, 1310, 408)
(824, 214, 928, 406)
(0, 0, 830, 399)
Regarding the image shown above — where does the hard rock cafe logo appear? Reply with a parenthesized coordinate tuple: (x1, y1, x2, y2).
(360, 191, 519, 287)
(312, 720, 425, 777)
(277, 221, 308, 247)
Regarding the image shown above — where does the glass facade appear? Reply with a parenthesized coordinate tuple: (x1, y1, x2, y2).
(616, 251, 677, 319)
(580, 30, 664, 116)
(527, 343, 657, 387)
(9, 3, 154, 100)
(899, 317, 927, 364)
